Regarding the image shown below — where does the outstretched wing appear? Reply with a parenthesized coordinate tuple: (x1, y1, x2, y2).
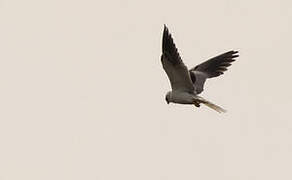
(161, 25, 194, 92)
(189, 50, 239, 94)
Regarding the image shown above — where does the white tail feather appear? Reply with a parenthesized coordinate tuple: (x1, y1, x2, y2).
(194, 96, 227, 113)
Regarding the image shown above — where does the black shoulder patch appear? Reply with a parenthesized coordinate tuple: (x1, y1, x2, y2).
(190, 71, 196, 83)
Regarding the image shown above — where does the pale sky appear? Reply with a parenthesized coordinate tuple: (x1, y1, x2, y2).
(0, 0, 292, 180)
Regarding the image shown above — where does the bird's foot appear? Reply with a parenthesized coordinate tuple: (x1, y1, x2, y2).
(194, 101, 200, 107)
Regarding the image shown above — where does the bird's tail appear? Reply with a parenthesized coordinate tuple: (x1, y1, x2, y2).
(194, 96, 227, 113)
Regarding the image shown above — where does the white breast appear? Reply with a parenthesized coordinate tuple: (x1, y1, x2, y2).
(171, 91, 194, 104)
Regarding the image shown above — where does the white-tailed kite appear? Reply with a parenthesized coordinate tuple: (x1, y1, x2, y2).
(161, 25, 239, 113)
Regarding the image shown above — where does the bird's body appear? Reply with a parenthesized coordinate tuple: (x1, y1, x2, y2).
(166, 91, 196, 104)
(161, 25, 239, 113)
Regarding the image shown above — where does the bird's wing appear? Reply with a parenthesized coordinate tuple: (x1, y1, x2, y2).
(189, 50, 239, 94)
(161, 25, 194, 92)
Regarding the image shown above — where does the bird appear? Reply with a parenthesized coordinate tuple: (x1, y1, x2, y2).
(161, 25, 239, 113)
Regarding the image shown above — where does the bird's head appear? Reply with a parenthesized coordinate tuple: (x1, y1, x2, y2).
(165, 91, 172, 104)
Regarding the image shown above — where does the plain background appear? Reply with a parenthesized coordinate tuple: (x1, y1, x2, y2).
(0, 0, 292, 179)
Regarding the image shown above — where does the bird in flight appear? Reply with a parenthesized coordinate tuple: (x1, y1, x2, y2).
(161, 25, 239, 113)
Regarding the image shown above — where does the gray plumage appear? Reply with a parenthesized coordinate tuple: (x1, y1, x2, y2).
(161, 25, 239, 113)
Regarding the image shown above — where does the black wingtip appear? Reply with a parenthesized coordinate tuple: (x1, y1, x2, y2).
(226, 50, 239, 54)
(161, 25, 181, 65)
(232, 50, 239, 59)
(162, 25, 174, 53)
(163, 24, 169, 39)
(230, 50, 239, 56)
(162, 25, 170, 54)
(224, 50, 239, 60)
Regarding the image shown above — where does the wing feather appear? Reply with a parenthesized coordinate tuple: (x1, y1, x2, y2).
(189, 50, 239, 94)
(191, 50, 239, 78)
(161, 25, 194, 92)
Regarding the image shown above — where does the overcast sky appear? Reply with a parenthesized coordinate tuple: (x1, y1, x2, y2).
(0, 0, 292, 180)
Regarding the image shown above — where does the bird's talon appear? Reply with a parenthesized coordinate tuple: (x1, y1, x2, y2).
(194, 102, 200, 107)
